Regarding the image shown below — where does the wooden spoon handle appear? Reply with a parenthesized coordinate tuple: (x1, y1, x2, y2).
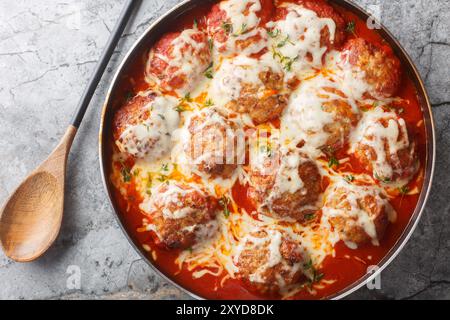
(70, 0, 141, 128)
(39, 126, 77, 181)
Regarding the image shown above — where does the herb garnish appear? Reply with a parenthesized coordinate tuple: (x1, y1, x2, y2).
(124, 91, 134, 102)
(271, 47, 299, 71)
(345, 21, 356, 35)
(344, 174, 355, 182)
(174, 105, 186, 112)
(146, 173, 153, 195)
(121, 166, 131, 183)
(208, 38, 214, 52)
(267, 28, 280, 38)
(259, 144, 273, 157)
(219, 196, 231, 218)
(328, 156, 339, 168)
(232, 23, 248, 37)
(277, 35, 294, 48)
(181, 92, 193, 103)
(304, 260, 324, 287)
(157, 174, 168, 183)
(204, 62, 214, 79)
(204, 99, 214, 107)
(399, 185, 409, 195)
(175, 92, 193, 112)
(221, 22, 233, 35)
(374, 173, 391, 183)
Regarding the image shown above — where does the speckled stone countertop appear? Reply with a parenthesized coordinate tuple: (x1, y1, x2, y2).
(0, 0, 449, 300)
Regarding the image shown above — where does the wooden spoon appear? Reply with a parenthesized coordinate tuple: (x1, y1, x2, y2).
(0, 0, 140, 262)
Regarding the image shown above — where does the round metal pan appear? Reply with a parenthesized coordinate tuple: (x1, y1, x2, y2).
(99, 0, 436, 300)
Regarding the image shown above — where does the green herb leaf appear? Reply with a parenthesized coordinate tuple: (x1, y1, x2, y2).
(204, 99, 214, 107)
(374, 172, 391, 183)
(267, 28, 280, 38)
(345, 21, 356, 35)
(157, 174, 168, 183)
(208, 38, 214, 52)
(204, 62, 214, 79)
(174, 105, 186, 112)
(304, 260, 324, 287)
(328, 156, 339, 168)
(183, 92, 193, 103)
(124, 91, 134, 102)
(219, 196, 231, 218)
(399, 185, 409, 195)
(277, 35, 294, 48)
(221, 22, 233, 35)
(344, 174, 355, 182)
(146, 174, 153, 195)
(272, 47, 299, 71)
(232, 23, 248, 37)
(121, 166, 131, 183)
(259, 144, 272, 157)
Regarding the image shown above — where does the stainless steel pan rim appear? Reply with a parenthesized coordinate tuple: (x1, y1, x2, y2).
(99, 0, 436, 301)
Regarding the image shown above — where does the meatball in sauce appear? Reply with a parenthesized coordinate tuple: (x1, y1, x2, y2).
(140, 183, 219, 250)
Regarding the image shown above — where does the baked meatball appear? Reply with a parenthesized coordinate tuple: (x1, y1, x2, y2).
(282, 80, 360, 154)
(320, 99, 359, 151)
(322, 181, 395, 248)
(234, 229, 304, 294)
(281, 75, 360, 157)
(210, 55, 289, 124)
(340, 38, 401, 99)
(207, 0, 273, 55)
(146, 29, 211, 95)
(247, 140, 321, 221)
(184, 108, 242, 177)
(273, 0, 345, 50)
(350, 107, 419, 184)
(113, 93, 179, 160)
(140, 183, 219, 250)
(266, 1, 345, 73)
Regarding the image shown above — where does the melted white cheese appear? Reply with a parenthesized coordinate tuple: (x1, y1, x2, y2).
(349, 107, 410, 181)
(265, 3, 336, 76)
(116, 96, 179, 161)
(280, 74, 357, 158)
(209, 54, 281, 109)
(147, 28, 210, 95)
(220, 0, 262, 32)
(322, 180, 396, 248)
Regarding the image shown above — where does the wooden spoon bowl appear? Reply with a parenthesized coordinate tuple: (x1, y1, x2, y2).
(0, 126, 76, 262)
(0, 0, 139, 262)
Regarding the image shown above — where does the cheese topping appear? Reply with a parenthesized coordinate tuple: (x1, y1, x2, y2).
(322, 180, 396, 248)
(266, 3, 336, 75)
(140, 184, 198, 219)
(209, 55, 280, 108)
(147, 28, 210, 95)
(220, 0, 262, 33)
(116, 96, 179, 161)
(350, 107, 410, 181)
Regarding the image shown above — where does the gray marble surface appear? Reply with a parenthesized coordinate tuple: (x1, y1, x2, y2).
(0, 0, 448, 300)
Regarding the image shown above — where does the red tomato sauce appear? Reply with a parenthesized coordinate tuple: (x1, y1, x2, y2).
(108, 0, 428, 300)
